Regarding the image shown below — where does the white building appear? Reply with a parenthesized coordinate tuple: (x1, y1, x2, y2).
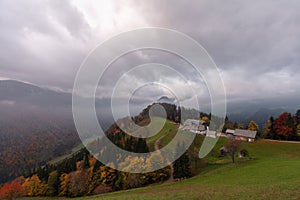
(182, 119, 217, 138)
(182, 119, 206, 134)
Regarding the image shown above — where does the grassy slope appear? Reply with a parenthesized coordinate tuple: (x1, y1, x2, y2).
(76, 140, 300, 200)
(30, 142, 300, 200)
(24, 120, 300, 200)
(146, 119, 178, 151)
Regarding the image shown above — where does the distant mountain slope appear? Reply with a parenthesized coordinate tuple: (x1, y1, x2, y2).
(0, 80, 119, 184)
(0, 80, 82, 184)
(0, 80, 114, 129)
(228, 107, 285, 128)
(0, 80, 71, 107)
(247, 108, 285, 127)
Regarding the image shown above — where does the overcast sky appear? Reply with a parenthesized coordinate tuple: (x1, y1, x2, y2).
(0, 0, 299, 112)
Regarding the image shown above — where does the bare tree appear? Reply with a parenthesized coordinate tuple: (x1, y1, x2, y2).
(225, 140, 241, 163)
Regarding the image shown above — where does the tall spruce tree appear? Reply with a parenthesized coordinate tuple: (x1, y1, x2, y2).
(173, 142, 191, 179)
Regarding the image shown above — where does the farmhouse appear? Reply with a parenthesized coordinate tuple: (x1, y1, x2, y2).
(182, 119, 206, 134)
(226, 129, 257, 142)
(181, 119, 217, 138)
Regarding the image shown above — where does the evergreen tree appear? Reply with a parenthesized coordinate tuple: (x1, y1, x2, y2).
(296, 109, 300, 124)
(287, 113, 297, 140)
(136, 138, 149, 153)
(177, 106, 182, 124)
(262, 119, 272, 139)
(233, 122, 238, 129)
(83, 153, 90, 169)
(269, 116, 275, 139)
(173, 143, 191, 179)
(47, 171, 59, 196)
(93, 159, 102, 172)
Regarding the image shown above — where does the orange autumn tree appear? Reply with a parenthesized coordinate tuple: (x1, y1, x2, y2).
(0, 181, 22, 200)
(273, 112, 294, 140)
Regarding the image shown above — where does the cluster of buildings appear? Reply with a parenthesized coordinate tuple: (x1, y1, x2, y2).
(181, 119, 217, 138)
(181, 119, 257, 142)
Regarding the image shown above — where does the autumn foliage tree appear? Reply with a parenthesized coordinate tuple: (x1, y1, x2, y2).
(247, 120, 259, 131)
(0, 181, 22, 200)
(273, 112, 295, 140)
(22, 175, 45, 197)
(296, 110, 300, 137)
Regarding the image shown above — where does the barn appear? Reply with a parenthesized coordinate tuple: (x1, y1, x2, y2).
(233, 129, 257, 142)
(225, 129, 257, 142)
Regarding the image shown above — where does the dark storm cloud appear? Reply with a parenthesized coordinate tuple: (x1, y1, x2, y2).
(135, 0, 300, 107)
(0, 0, 90, 89)
(139, 0, 300, 72)
(0, 0, 299, 110)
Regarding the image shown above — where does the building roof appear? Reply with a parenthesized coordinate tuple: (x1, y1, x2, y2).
(182, 119, 206, 132)
(225, 129, 235, 134)
(184, 119, 205, 125)
(234, 129, 257, 139)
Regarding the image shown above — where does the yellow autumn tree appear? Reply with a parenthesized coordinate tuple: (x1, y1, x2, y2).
(297, 124, 300, 137)
(100, 166, 116, 186)
(237, 123, 244, 129)
(119, 156, 147, 172)
(201, 116, 210, 124)
(59, 173, 69, 196)
(21, 175, 44, 196)
(247, 120, 259, 131)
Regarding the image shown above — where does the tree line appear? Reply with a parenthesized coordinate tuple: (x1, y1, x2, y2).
(261, 110, 300, 141)
(222, 109, 300, 141)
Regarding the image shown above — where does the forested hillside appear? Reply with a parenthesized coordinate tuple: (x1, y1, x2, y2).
(0, 103, 205, 198)
(0, 80, 82, 184)
(0, 106, 80, 184)
(0, 80, 116, 184)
